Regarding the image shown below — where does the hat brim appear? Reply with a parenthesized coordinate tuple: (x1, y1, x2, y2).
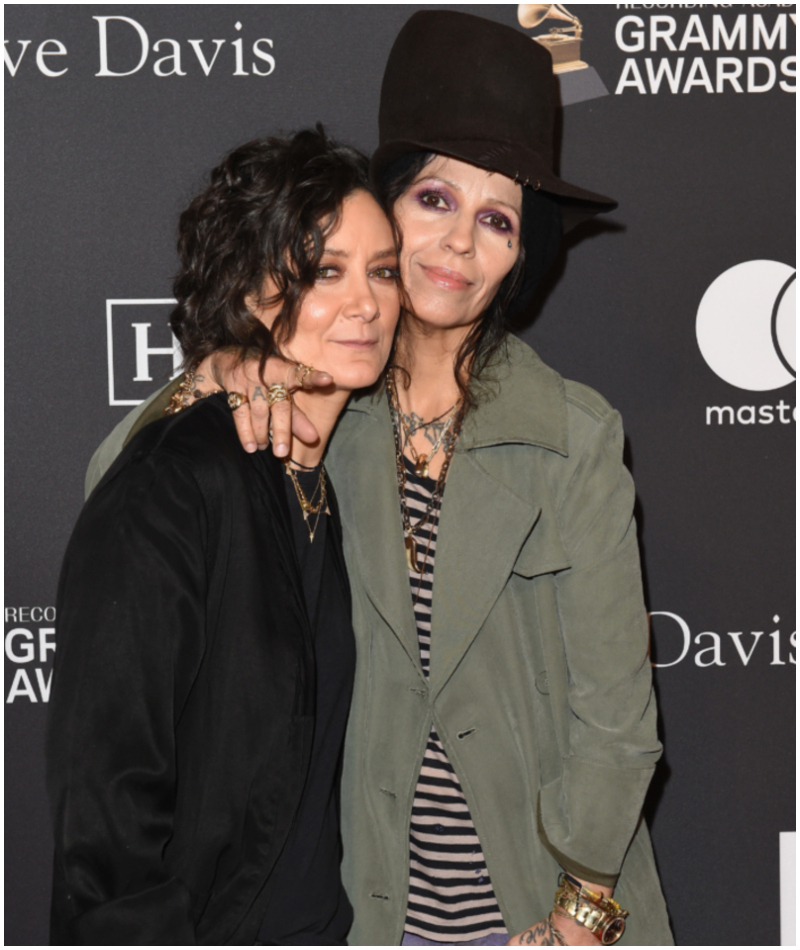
(371, 139, 617, 232)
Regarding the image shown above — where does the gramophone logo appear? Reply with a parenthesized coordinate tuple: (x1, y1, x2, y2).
(517, 5, 609, 105)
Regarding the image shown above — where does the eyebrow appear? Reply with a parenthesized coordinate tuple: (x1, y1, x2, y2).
(322, 247, 398, 262)
(416, 176, 522, 216)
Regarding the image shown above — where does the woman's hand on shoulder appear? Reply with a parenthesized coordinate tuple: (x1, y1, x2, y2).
(193, 351, 333, 456)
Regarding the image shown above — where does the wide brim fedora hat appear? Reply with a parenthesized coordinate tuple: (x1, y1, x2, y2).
(371, 10, 617, 231)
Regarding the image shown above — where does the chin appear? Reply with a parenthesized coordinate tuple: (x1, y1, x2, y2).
(333, 362, 385, 392)
(407, 292, 471, 329)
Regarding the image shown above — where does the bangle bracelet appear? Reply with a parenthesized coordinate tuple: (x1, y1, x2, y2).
(553, 872, 629, 946)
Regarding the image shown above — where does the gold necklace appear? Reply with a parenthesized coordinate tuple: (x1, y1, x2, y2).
(284, 461, 328, 543)
(386, 373, 464, 573)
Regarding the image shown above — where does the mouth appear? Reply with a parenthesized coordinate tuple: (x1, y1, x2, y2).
(332, 339, 379, 349)
(419, 264, 473, 291)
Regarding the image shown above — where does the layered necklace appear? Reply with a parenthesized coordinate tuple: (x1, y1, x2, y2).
(386, 372, 464, 575)
(284, 460, 328, 543)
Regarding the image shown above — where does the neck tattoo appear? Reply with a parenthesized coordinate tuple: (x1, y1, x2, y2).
(400, 407, 457, 448)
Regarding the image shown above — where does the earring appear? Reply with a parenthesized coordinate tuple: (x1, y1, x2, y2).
(508, 239, 512, 249)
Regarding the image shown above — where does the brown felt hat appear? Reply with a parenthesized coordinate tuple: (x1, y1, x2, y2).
(371, 10, 617, 231)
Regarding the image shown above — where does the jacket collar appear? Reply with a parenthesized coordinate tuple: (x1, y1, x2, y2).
(346, 335, 569, 458)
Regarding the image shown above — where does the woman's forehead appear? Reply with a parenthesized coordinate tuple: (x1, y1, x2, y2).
(411, 155, 522, 209)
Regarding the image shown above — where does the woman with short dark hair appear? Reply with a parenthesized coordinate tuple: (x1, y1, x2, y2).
(46, 126, 400, 946)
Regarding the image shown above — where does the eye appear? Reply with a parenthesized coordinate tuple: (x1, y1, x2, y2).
(481, 212, 514, 233)
(316, 265, 339, 280)
(416, 189, 451, 211)
(371, 266, 400, 280)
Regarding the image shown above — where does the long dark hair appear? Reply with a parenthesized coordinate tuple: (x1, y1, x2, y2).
(170, 125, 377, 375)
(377, 151, 561, 410)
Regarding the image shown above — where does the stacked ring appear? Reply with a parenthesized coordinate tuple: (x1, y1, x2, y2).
(267, 384, 292, 406)
(294, 363, 314, 389)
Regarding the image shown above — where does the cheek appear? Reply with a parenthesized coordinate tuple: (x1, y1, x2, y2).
(281, 304, 334, 361)
(396, 209, 430, 261)
(480, 243, 518, 297)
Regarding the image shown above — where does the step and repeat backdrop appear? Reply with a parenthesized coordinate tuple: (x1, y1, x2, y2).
(5, 5, 795, 946)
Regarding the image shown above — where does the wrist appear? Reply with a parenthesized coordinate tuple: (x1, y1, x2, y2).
(553, 872, 628, 946)
(552, 912, 601, 946)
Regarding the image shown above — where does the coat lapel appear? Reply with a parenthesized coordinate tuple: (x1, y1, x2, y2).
(427, 338, 573, 695)
(328, 396, 422, 673)
(428, 451, 539, 695)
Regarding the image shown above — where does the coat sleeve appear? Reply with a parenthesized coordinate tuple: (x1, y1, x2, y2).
(537, 402, 661, 886)
(47, 451, 208, 944)
(85, 377, 183, 500)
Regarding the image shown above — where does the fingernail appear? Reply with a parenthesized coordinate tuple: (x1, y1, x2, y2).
(257, 443, 268, 451)
(275, 443, 289, 457)
(245, 442, 257, 453)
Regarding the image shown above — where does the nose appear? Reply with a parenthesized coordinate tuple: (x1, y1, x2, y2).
(441, 212, 475, 257)
(342, 272, 380, 322)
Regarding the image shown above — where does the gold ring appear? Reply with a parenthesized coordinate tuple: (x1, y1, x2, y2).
(227, 392, 249, 410)
(294, 363, 314, 389)
(267, 383, 291, 406)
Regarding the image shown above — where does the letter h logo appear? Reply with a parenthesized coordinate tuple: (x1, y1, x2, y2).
(106, 299, 182, 405)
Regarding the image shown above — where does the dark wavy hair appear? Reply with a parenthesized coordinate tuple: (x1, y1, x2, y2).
(377, 152, 561, 409)
(170, 125, 377, 375)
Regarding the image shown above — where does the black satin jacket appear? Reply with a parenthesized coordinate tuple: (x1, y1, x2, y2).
(46, 395, 345, 945)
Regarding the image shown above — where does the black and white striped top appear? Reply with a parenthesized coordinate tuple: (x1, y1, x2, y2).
(402, 459, 506, 942)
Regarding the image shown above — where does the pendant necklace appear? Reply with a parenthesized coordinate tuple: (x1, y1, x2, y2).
(387, 373, 463, 574)
(399, 408, 458, 479)
(284, 460, 329, 543)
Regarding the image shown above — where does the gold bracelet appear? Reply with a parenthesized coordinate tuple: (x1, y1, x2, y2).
(553, 873, 629, 946)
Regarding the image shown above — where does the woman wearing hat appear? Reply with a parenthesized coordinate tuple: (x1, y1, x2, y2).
(87, 11, 672, 947)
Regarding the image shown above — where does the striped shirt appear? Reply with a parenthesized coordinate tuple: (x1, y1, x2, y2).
(402, 459, 506, 941)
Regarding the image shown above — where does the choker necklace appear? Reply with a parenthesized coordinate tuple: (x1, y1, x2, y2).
(386, 373, 464, 574)
(284, 460, 328, 543)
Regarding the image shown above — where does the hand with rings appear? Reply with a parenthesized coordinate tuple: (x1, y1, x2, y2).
(194, 351, 333, 456)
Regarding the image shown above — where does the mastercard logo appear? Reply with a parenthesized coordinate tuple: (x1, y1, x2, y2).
(696, 260, 796, 392)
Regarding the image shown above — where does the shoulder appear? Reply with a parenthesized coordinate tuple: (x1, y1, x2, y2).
(507, 334, 618, 425)
(469, 335, 621, 457)
(90, 395, 253, 505)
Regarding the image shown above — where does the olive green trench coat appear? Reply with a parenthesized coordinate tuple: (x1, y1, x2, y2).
(86, 336, 673, 946)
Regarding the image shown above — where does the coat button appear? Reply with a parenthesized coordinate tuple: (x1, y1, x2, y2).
(534, 671, 549, 695)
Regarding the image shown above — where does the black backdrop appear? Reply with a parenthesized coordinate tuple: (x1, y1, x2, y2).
(5, 5, 796, 946)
